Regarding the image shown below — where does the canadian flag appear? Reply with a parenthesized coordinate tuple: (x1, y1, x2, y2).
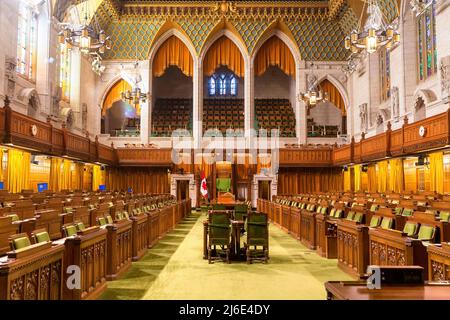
(200, 171, 208, 198)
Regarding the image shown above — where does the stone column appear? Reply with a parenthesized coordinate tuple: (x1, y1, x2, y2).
(193, 59, 202, 150)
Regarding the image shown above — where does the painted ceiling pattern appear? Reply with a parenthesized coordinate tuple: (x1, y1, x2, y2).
(55, 0, 400, 61)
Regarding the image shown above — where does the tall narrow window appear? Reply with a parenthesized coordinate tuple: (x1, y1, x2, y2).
(16, 1, 38, 80)
(207, 72, 238, 97)
(59, 44, 72, 102)
(380, 48, 391, 102)
(417, 0, 437, 81)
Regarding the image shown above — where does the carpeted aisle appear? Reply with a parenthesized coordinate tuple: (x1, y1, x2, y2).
(99, 211, 353, 300)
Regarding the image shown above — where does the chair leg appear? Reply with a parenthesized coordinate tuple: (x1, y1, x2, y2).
(226, 248, 230, 264)
(246, 248, 251, 264)
(208, 248, 212, 264)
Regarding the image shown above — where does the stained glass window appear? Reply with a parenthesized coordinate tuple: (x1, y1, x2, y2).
(16, 1, 38, 80)
(417, 0, 437, 81)
(59, 44, 72, 102)
(207, 72, 238, 97)
(380, 48, 391, 102)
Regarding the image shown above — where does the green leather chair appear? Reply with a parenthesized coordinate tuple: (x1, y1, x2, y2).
(105, 215, 113, 224)
(417, 225, 435, 241)
(10, 233, 31, 250)
(75, 222, 86, 231)
(439, 211, 450, 222)
(346, 211, 355, 220)
(403, 222, 418, 237)
(402, 208, 414, 217)
(32, 229, 51, 244)
(234, 204, 247, 221)
(369, 216, 381, 227)
(244, 211, 269, 264)
(380, 217, 393, 229)
(63, 225, 77, 237)
(207, 211, 231, 264)
(98, 217, 107, 226)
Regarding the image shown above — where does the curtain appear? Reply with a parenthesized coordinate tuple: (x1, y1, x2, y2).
(367, 165, 377, 192)
(278, 168, 343, 194)
(343, 169, 351, 191)
(354, 165, 361, 191)
(153, 36, 193, 78)
(92, 165, 103, 191)
(204, 36, 244, 77)
(254, 36, 295, 77)
(376, 160, 388, 192)
(7, 149, 31, 193)
(429, 151, 444, 193)
(389, 158, 404, 193)
(73, 162, 84, 190)
(60, 160, 72, 190)
(102, 79, 139, 116)
(320, 79, 346, 115)
(49, 158, 62, 191)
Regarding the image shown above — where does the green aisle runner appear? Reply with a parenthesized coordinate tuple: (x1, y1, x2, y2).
(100, 212, 352, 300)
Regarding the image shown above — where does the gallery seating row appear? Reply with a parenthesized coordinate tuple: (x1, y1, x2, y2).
(203, 99, 245, 135)
(257, 191, 450, 280)
(255, 99, 295, 137)
(152, 98, 193, 137)
(0, 191, 191, 300)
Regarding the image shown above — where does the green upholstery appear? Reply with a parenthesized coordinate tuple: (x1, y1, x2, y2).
(320, 207, 327, 214)
(402, 208, 413, 217)
(353, 212, 363, 223)
(329, 208, 336, 217)
(234, 204, 248, 221)
(106, 215, 113, 224)
(403, 222, 418, 237)
(299, 203, 306, 209)
(439, 211, 450, 222)
(370, 205, 378, 212)
(75, 222, 85, 231)
(246, 213, 268, 246)
(98, 217, 107, 226)
(150, 204, 156, 210)
(394, 207, 403, 215)
(64, 207, 73, 213)
(335, 209, 343, 218)
(209, 213, 231, 246)
(369, 216, 381, 227)
(64, 225, 77, 237)
(213, 204, 226, 210)
(346, 211, 355, 220)
(7, 214, 20, 222)
(417, 225, 435, 241)
(123, 211, 130, 219)
(116, 212, 124, 220)
(34, 231, 50, 243)
(380, 217, 393, 229)
(216, 178, 231, 192)
(315, 206, 322, 213)
(12, 236, 31, 250)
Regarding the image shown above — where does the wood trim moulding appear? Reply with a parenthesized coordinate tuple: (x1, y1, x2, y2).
(115, 148, 173, 166)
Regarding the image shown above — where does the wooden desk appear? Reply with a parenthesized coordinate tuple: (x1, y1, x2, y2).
(231, 220, 245, 259)
(131, 214, 148, 261)
(106, 220, 132, 281)
(63, 227, 108, 300)
(337, 220, 369, 278)
(325, 281, 450, 300)
(427, 243, 450, 281)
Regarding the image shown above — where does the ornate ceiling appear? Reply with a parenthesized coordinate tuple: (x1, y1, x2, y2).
(53, 1, 401, 61)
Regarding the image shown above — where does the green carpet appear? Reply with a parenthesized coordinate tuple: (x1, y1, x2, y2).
(99, 212, 353, 300)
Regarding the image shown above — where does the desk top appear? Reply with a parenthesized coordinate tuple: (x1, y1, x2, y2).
(325, 281, 450, 300)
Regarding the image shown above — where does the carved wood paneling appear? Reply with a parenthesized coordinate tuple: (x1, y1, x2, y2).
(116, 148, 173, 166)
(360, 131, 390, 161)
(279, 148, 333, 167)
(333, 144, 352, 165)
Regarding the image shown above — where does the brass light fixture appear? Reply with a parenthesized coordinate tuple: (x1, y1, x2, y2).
(299, 63, 328, 110)
(344, 0, 400, 54)
(58, 3, 111, 55)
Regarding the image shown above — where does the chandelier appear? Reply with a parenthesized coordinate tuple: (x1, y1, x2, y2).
(299, 63, 328, 110)
(410, 0, 433, 16)
(90, 53, 106, 76)
(121, 25, 148, 106)
(345, 0, 400, 54)
(58, 4, 110, 55)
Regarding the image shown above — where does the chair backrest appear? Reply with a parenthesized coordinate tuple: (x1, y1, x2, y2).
(403, 222, 418, 237)
(31, 228, 51, 244)
(63, 224, 77, 237)
(75, 222, 86, 231)
(380, 217, 393, 229)
(417, 225, 435, 241)
(369, 215, 381, 228)
(246, 212, 268, 247)
(439, 211, 450, 222)
(10, 233, 31, 250)
(346, 211, 355, 220)
(402, 208, 414, 217)
(353, 212, 363, 223)
(7, 214, 20, 222)
(213, 204, 226, 211)
(105, 215, 113, 224)
(234, 204, 248, 221)
(208, 212, 231, 246)
(98, 217, 107, 226)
